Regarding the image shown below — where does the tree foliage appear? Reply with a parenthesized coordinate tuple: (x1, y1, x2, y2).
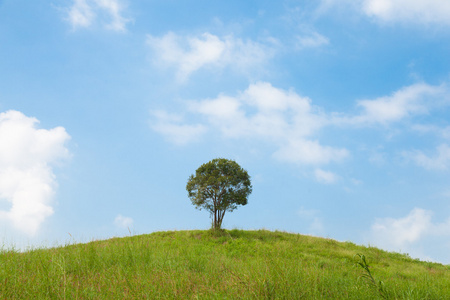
(186, 158, 252, 230)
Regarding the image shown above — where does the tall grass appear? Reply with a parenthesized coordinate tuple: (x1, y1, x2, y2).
(1, 230, 449, 299)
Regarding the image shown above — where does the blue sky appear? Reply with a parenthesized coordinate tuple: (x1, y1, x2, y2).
(1, 0, 450, 263)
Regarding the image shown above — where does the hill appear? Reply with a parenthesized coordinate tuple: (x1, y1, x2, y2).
(1, 230, 449, 299)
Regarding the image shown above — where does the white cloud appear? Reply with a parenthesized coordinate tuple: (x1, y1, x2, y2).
(314, 168, 338, 184)
(167, 82, 348, 165)
(356, 83, 444, 124)
(370, 208, 450, 261)
(297, 207, 324, 235)
(405, 144, 450, 170)
(153, 81, 450, 169)
(95, 0, 129, 31)
(443, 127, 450, 140)
(67, 0, 129, 31)
(150, 110, 207, 146)
(368, 150, 386, 166)
(320, 0, 450, 26)
(295, 31, 329, 50)
(0, 110, 70, 235)
(146, 32, 274, 82)
(68, 0, 94, 28)
(371, 208, 432, 249)
(412, 124, 450, 140)
(274, 140, 348, 165)
(362, 0, 450, 25)
(114, 214, 133, 228)
(190, 82, 323, 139)
(334, 83, 447, 126)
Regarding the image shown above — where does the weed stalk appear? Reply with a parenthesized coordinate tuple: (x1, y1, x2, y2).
(354, 253, 389, 299)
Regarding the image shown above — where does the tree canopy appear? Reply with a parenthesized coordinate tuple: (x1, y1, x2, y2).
(186, 158, 252, 230)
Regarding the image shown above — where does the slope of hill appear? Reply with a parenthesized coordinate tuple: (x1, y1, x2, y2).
(1, 230, 449, 299)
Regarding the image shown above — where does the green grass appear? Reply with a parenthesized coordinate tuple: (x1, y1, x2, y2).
(1, 229, 449, 299)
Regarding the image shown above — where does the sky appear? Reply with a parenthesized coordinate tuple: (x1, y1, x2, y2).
(1, 0, 450, 264)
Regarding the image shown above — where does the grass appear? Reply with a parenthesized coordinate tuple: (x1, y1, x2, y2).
(1, 229, 449, 299)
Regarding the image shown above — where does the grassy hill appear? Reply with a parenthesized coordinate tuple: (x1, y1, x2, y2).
(1, 229, 449, 299)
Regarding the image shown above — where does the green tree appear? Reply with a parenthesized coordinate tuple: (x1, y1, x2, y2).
(186, 158, 252, 230)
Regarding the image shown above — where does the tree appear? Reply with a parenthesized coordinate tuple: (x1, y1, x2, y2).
(186, 158, 252, 230)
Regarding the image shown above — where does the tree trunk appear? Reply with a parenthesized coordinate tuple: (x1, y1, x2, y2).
(213, 210, 225, 230)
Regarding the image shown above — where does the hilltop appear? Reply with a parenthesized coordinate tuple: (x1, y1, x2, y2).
(1, 230, 449, 299)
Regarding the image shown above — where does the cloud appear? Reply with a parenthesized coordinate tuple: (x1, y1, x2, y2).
(361, 0, 450, 25)
(314, 168, 338, 184)
(297, 207, 324, 235)
(370, 208, 450, 261)
(67, 0, 129, 31)
(67, 0, 94, 28)
(443, 127, 450, 140)
(114, 214, 134, 228)
(146, 32, 275, 82)
(274, 140, 348, 165)
(405, 144, 450, 170)
(153, 80, 450, 170)
(152, 82, 348, 165)
(412, 124, 450, 140)
(295, 31, 329, 50)
(0, 110, 70, 235)
(334, 82, 448, 126)
(371, 208, 432, 249)
(356, 83, 445, 124)
(190, 82, 323, 140)
(150, 110, 207, 146)
(320, 0, 450, 26)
